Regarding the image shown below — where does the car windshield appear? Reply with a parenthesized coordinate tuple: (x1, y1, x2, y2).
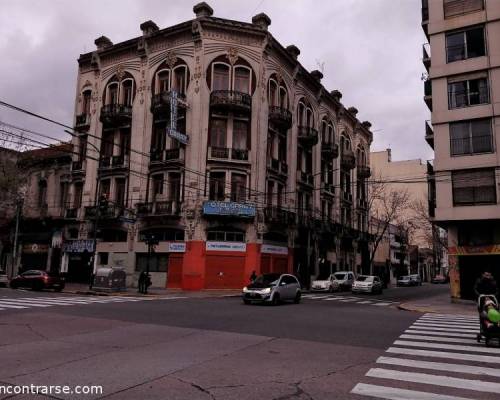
(400, 276, 410, 280)
(356, 276, 373, 282)
(254, 274, 281, 286)
(334, 273, 346, 280)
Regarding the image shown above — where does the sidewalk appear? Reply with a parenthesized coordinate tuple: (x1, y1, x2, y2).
(63, 283, 241, 298)
(398, 291, 476, 316)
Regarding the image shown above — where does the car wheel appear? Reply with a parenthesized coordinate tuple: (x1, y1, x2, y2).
(243, 299, 251, 305)
(294, 292, 301, 304)
(32, 282, 43, 291)
(271, 293, 280, 306)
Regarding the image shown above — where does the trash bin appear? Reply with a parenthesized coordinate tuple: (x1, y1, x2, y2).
(93, 267, 127, 292)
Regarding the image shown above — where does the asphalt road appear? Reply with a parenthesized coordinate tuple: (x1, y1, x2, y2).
(0, 283, 487, 400)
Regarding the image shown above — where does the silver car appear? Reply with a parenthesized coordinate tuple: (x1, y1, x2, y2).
(311, 274, 340, 292)
(333, 271, 355, 291)
(352, 275, 383, 294)
(242, 273, 301, 305)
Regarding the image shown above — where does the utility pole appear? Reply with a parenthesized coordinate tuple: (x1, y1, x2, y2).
(90, 193, 106, 290)
(142, 234, 158, 294)
(10, 198, 23, 278)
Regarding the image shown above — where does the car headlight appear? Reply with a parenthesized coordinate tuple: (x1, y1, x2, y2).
(243, 287, 248, 293)
(260, 287, 271, 294)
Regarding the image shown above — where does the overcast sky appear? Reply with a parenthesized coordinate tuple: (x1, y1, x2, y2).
(0, 0, 430, 161)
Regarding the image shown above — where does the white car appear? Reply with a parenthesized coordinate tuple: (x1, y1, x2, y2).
(352, 275, 383, 294)
(311, 274, 340, 292)
(333, 271, 355, 291)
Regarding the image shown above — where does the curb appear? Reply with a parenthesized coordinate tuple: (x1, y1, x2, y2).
(397, 302, 476, 316)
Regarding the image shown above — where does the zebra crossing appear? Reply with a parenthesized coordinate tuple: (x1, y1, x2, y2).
(350, 313, 500, 400)
(0, 295, 181, 312)
(302, 293, 395, 307)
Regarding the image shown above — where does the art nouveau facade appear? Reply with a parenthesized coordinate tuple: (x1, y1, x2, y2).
(423, 0, 500, 299)
(63, 3, 373, 289)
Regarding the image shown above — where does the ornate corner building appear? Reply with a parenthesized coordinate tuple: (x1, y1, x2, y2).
(62, 2, 373, 289)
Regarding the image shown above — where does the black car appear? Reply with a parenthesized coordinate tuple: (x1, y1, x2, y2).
(10, 270, 65, 291)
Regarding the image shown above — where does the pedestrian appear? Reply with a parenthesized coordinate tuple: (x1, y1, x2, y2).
(138, 270, 146, 294)
(250, 270, 257, 282)
(474, 271, 498, 298)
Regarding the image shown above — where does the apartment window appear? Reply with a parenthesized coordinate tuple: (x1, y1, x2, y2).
(267, 180, 274, 206)
(168, 172, 181, 202)
(452, 169, 496, 206)
(157, 70, 170, 93)
(122, 80, 134, 106)
(207, 230, 245, 242)
(59, 182, 69, 208)
(212, 64, 230, 91)
(233, 120, 248, 150)
(152, 174, 163, 198)
(450, 119, 492, 155)
(209, 172, 226, 201)
(277, 184, 283, 207)
(100, 179, 111, 200)
(444, 0, 484, 18)
(115, 178, 126, 207)
(446, 26, 485, 63)
(234, 67, 251, 94)
(82, 91, 91, 115)
(107, 83, 118, 105)
(38, 180, 47, 207)
(73, 182, 83, 209)
(209, 118, 227, 148)
(172, 66, 187, 95)
(231, 173, 247, 203)
(448, 75, 489, 108)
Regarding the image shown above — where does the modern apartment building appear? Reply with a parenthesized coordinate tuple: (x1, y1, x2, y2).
(423, 0, 500, 299)
(62, 2, 373, 290)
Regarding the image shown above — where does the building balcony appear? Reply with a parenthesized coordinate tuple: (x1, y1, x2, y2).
(75, 113, 90, 131)
(268, 106, 292, 130)
(341, 191, 353, 204)
(422, 43, 431, 73)
(71, 160, 85, 176)
(297, 171, 314, 186)
(421, 0, 429, 39)
(136, 200, 180, 218)
(340, 149, 356, 170)
(321, 142, 339, 160)
(150, 91, 187, 119)
(321, 182, 335, 195)
(98, 155, 129, 173)
(267, 158, 288, 177)
(64, 207, 79, 220)
(149, 147, 185, 168)
(424, 80, 432, 111)
(84, 204, 123, 220)
(207, 147, 250, 163)
(210, 90, 251, 113)
(264, 206, 295, 226)
(425, 120, 434, 149)
(444, 0, 484, 19)
(297, 126, 319, 147)
(100, 104, 132, 127)
(357, 165, 371, 179)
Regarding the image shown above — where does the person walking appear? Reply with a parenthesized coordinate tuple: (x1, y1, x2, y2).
(250, 270, 257, 283)
(474, 271, 498, 298)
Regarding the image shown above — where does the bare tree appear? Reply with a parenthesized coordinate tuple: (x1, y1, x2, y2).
(367, 178, 411, 274)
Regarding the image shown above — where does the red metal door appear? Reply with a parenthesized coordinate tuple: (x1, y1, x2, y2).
(205, 255, 245, 289)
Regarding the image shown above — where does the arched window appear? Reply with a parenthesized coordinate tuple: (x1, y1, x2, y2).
(268, 79, 278, 106)
(153, 61, 190, 95)
(156, 69, 170, 93)
(268, 76, 289, 109)
(207, 57, 255, 94)
(121, 79, 134, 106)
(104, 73, 135, 106)
(233, 66, 251, 94)
(38, 180, 47, 207)
(106, 82, 119, 105)
(212, 63, 231, 91)
(297, 99, 314, 128)
(81, 90, 92, 115)
(172, 65, 188, 95)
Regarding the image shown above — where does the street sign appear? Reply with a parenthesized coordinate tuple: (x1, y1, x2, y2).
(166, 90, 189, 145)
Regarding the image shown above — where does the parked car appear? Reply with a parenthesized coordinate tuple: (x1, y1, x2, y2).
(10, 270, 65, 291)
(311, 274, 340, 292)
(0, 270, 8, 287)
(397, 275, 412, 287)
(352, 275, 383, 294)
(409, 274, 422, 286)
(242, 273, 301, 305)
(333, 271, 355, 291)
(431, 275, 448, 284)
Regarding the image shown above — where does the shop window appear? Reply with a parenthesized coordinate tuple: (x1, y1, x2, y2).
(139, 229, 184, 242)
(136, 253, 169, 272)
(207, 230, 245, 242)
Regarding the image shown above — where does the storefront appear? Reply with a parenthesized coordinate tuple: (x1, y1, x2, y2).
(61, 239, 94, 283)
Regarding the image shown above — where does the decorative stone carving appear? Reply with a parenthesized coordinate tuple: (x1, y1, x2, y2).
(165, 51, 177, 69)
(227, 47, 239, 65)
(116, 64, 125, 81)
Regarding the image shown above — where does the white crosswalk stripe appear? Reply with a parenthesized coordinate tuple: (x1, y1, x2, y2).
(303, 294, 394, 307)
(351, 313, 500, 400)
(0, 295, 180, 312)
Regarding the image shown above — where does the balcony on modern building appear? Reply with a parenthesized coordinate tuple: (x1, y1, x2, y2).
(297, 170, 314, 187)
(136, 200, 180, 218)
(357, 165, 371, 179)
(207, 147, 250, 163)
(75, 113, 91, 131)
(268, 106, 292, 130)
(425, 120, 434, 149)
(424, 79, 432, 111)
(210, 90, 251, 113)
(267, 158, 288, 177)
(421, 0, 429, 40)
(340, 149, 356, 170)
(321, 142, 339, 160)
(422, 43, 431, 73)
(356, 198, 368, 210)
(320, 181, 335, 196)
(84, 204, 123, 220)
(297, 126, 319, 147)
(444, 0, 484, 19)
(264, 206, 295, 226)
(150, 147, 185, 168)
(341, 191, 353, 204)
(100, 104, 132, 127)
(150, 91, 187, 121)
(98, 155, 129, 174)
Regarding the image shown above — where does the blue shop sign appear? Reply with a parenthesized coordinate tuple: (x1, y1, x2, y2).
(202, 201, 256, 217)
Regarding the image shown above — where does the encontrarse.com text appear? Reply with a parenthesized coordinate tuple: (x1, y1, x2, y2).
(0, 385, 103, 396)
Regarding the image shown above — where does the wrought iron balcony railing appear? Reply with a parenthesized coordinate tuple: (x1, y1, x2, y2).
(210, 90, 251, 113)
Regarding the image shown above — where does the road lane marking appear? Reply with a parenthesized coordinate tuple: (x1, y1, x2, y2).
(356, 301, 373, 304)
(387, 347, 500, 364)
(372, 302, 392, 306)
(412, 322, 478, 329)
(324, 297, 342, 300)
(409, 325, 478, 333)
(0, 299, 53, 307)
(377, 356, 500, 378)
(420, 316, 477, 322)
(0, 302, 29, 309)
(366, 367, 500, 393)
(399, 334, 478, 344)
(424, 313, 477, 320)
(351, 383, 474, 400)
(405, 329, 476, 338)
(393, 340, 499, 354)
